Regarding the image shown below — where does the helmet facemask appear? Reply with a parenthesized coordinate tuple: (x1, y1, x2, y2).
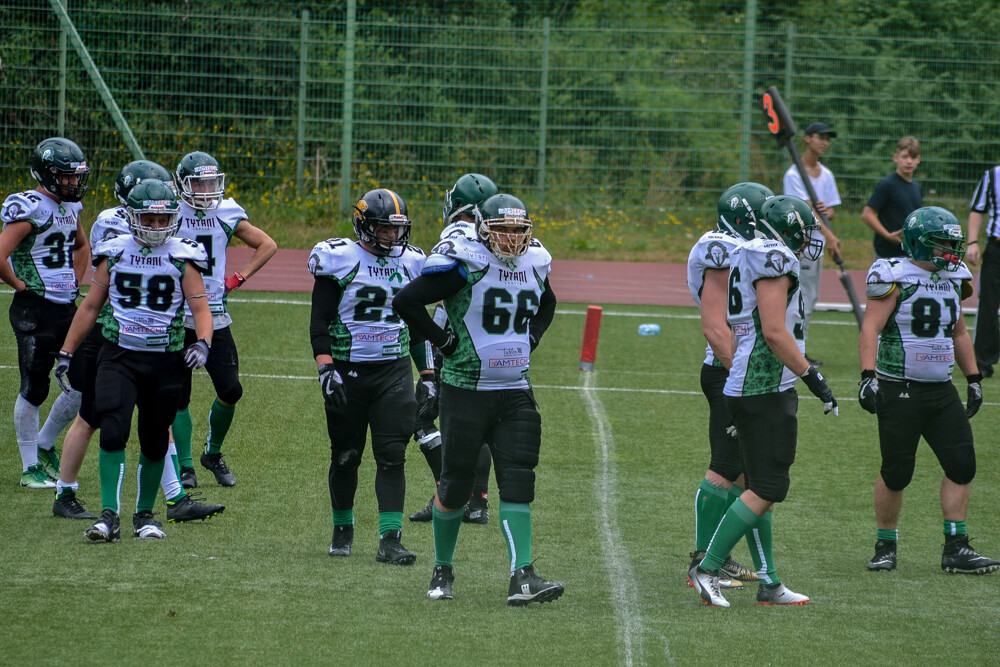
(923, 232, 965, 271)
(354, 211, 411, 257)
(177, 168, 225, 210)
(478, 210, 532, 260)
(128, 207, 180, 247)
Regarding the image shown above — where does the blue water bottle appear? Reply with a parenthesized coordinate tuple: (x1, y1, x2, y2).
(638, 323, 661, 336)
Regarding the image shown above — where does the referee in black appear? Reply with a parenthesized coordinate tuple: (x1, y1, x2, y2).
(968, 165, 1000, 378)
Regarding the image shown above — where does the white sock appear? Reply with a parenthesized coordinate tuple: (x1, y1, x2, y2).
(37, 389, 82, 449)
(161, 442, 183, 502)
(14, 394, 40, 471)
(56, 480, 80, 495)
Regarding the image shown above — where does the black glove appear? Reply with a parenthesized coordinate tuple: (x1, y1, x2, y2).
(438, 330, 458, 357)
(800, 364, 838, 415)
(725, 422, 738, 440)
(184, 339, 211, 369)
(858, 369, 878, 415)
(55, 351, 73, 393)
(529, 332, 540, 352)
(319, 363, 347, 408)
(966, 373, 983, 419)
(415, 372, 439, 422)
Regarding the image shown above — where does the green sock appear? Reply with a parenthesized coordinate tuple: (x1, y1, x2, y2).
(695, 478, 729, 551)
(499, 501, 532, 570)
(746, 509, 778, 585)
(136, 453, 165, 513)
(206, 399, 236, 455)
(877, 528, 898, 542)
(332, 508, 354, 527)
(432, 504, 464, 567)
(98, 449, 126, 513)
(173, 408, 193, 468)
(379, 511, 403, 536)
(943, 520, 967, 537)
(702, 498, 760, 573)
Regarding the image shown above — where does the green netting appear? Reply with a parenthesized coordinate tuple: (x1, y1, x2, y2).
(3, 0, 1000, 239)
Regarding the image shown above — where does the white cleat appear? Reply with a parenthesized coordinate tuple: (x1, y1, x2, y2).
(756, 583, 809, 605)
(689, 565, 730, 608)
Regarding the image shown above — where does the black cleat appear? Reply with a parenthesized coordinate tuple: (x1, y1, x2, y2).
(409, 496, 434, 522)
(507, 564, 564, 606)
(427, 564, 455, 600)
(53, 491, 97, 520)
(167, 493, 225, 523)
(85, 509, 121, 543)
(180, 466, 198, 489)
(942, 535, 1000, 574)
(329, 524, 354, 557)
(200, 451, 236, 487)
(376, 529, 417, 565)
(868, 539, 897, 571)
(463, 495, 489, 525)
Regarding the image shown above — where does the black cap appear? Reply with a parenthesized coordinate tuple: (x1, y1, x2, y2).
(804, 122, 837, 138)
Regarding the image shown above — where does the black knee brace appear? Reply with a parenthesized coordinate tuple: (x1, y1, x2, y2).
(498, 467, 535, 504)
(880, 456, 916, 492)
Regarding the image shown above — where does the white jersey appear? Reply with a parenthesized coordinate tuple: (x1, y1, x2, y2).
(94, 235, 208, 352)
(90, 206, 130, 247)
(1, 190, 84, 303)
(308, 238, 426, 362)
(724, 238, 805, 397)
(687, 230, 742, 367)
(866, 257, 973, 382)
(424, 234, 552, 391)
(441, 219, 476, 241)
(175, 198, 247, 329)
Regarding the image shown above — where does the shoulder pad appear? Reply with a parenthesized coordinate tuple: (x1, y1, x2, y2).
(428, 235, 490, 272)
(92, 235, 131, 264)
(961, 279, 974, 301)
(422, 253, 460, 274)
(865, 258, 898, 298)
(692, 231, 739, 270)
(440, 220, 476, 241)
(167, 237, 210, 271)
(90, 207, 130, 246)
(951, 261, 973, 281)
(404, 243, 426, 258)
(307, 238, 359, 277)
(1, 191, 44, 226)
(743, 239, 797, 278)
(216, 198, 248, 226)
(524, 238, 552, 274)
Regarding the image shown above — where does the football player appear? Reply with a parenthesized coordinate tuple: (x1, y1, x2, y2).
(409, 172, 499, 525)
(171, 151, 277, 489)
(685, 182, 773, 591)
(56, 180, 213, 541)
(859, 206, 999, 575)
(53, 160, 225, 524)
(394, 193, 563, 606)
(689, 195, 838, 608)
(309, 188, 426, 565)
(0, 137, 90, 489)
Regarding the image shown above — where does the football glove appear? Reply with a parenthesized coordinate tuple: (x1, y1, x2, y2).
(224, 271, 246, 293)
(858, 370, 878, 414)
(800, 364, 838, 415)
(319, 363, 347, 408)
(55, 351, 73, 393)
(966, 373, 983, 419)
(184, 339, 211, 369)
(438, 330, 458, 357)
(415, 372, 439, 422)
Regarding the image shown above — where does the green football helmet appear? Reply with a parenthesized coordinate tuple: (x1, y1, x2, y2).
(475, 193, 532, 260)
(717, 182, 773, 240)
(125, 180, 181, 247)
(30, 137, 90, 202)
(758, 195, 823, 260)
(114, 160, 172, 206)
(443, 173, 498, 226)
(174, 151, 225, 210)
(902, 206, 965, 270)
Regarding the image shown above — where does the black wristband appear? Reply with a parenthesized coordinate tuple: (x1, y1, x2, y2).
(968, 240, 978, 245)
(967, 373, 983, 384)
(861, 369, 876, 380)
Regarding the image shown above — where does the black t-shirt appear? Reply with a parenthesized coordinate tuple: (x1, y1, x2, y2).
(867, 172, 922, 258)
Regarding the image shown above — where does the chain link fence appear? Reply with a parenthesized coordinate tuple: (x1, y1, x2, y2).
(3, 1, 1000, 240)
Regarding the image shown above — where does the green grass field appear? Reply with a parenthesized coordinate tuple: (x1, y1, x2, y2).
(2, 291, 999, 666)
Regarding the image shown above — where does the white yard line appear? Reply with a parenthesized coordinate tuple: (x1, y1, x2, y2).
(582, 372, 656, 667)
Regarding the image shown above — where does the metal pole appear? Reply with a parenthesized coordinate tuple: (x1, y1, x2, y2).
(47, 0, 144, 159)
(738, 0, 758, 182)
(339, 0, 357, 212)
(296, 9, 309, 196)
(537, 17, 550, 207)
(57, 0, 67, 135)
(785, 23, 794, 104)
